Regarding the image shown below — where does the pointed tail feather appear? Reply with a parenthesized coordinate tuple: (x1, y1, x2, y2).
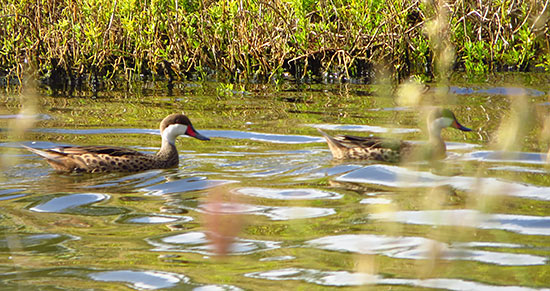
(22, 144, 83, 172)
(21, 144, 66, 161)
(317, 128, 346, 159)
(317, 128, 339, 145)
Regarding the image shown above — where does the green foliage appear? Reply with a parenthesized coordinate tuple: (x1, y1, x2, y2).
(0, 0, 548, 83)
(535, 54, 550, 72)
(463, 41, 489, 75)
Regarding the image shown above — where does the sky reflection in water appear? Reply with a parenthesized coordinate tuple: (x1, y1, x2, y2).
(3, 94, 550, 290)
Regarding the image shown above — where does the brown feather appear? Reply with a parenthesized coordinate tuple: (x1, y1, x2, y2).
(316, 108, 472, 163)
(24, 114, 209, 173)
(318, 129, 422, 163)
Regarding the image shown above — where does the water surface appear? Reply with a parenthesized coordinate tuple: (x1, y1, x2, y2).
(0, 79, 549, 290)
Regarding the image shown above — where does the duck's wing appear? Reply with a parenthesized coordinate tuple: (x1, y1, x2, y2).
(332, 135, 404, 151)
(317, 128, 407, 160)
(49, 146, 146, 157)
(22, 144, 148, 172)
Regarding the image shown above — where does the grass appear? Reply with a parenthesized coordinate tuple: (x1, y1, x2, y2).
(0, 0, 549, 86)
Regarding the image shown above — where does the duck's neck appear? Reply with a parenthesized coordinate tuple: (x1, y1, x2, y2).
(427, 123, 446, 159)
(155, 139, 179, 167)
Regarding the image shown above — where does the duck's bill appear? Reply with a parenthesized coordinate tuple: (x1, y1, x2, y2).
(186, 127, 210, 140)
(193, 131, 210, 140)
(452, 120, 472, 131)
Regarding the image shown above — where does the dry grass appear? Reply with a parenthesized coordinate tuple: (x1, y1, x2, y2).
(0, 0, 548, 85)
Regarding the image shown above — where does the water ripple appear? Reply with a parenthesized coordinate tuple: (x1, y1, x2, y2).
(0, 233, 76, 254)
(465, 151, 547, 165)
(370, 209, 550, 236)
(336, 165, 550, 201)
(27, 193, 128, 216)
(259, 256, 296, 262)
(84, 170, 166, 190)
(307, 123, 419, 134)
(34, 128, 158, 135)
(116, 214, 193, 224)
(89, 270, 188, 290)
(450, 86, 546, 97)
(29, 193, 108, 213)
(198, 202, 336, 221)
(234, 187, 343, 200)
(306, 234, 546, 266)
(0, 113, 52, 120)
(32, 128, 324, 144)
(245, 267, 546, 290)
(207, 130, 324, 144)
(0, 189, 26, 201)
(147, 231, 281, 255)
(360, 198, 393, 204)
(140, 177, 237, 195)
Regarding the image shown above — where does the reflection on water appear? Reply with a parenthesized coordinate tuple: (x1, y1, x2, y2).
(0, 233, 75, 253)
(89, 270, 188, 290)
(84, 170, 167, 190)
(307, 123, 419, 134)
(336, 164, 550, 200)
(33, 128, 325, 144)
(116, 214, 193, 224)
(29, 193, 108, 213)
(0, 188, 26, 201)
(360, 197, 393, 204)
(370, 209, 550, 236)
(450, 86, 546, 97)
(465, 151, 548, 164)
(0, 113, 52, 120)
(246, 267, 544, 290)
(205, 130, 324, 144)
(306, 234, 546, 266)
(198, 202, 336, 221)
(26, 193, 128, 216)
(140, 176, 237, 195)
(1, 81, 549, 290)
(0, 267, 242, 290)
(148, 231, 281, 255)
(234, 187, 343, 200)
(259, 255, 296, 262)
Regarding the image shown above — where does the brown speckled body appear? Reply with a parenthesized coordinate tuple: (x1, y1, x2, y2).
(24, 113, 209, 173)
(318, 131, 410, 163)
(27, 145, 178, 173)
(317, 108, 472, 163)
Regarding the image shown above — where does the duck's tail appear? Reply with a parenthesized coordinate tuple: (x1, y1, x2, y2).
(21, 144, 74, 171)
(22, 144, 87, 172)
(21, 144, 65, 160)
(317, 128, 347, 159)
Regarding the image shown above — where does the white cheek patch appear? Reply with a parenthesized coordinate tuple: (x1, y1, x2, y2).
(162, 124, 188, 145)
(435, 117, 453, 128)
(429, 117, 454, 137)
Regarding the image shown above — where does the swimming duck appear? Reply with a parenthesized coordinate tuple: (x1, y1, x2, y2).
(317, 108, 472, 162)
(23, 113, 210, 173)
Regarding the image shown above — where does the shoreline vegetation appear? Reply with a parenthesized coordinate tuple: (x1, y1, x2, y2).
(1, 0, 549, 87)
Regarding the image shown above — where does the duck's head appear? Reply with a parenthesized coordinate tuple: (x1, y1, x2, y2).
(429, 108, 472, 133)
(160, 113, 210, 144)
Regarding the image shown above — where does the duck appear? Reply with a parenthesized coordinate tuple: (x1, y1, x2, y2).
(317, 108, 472, 162)
(23, 113, 210, 173)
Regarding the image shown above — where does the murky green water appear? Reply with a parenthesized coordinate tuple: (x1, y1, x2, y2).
(1, 76, 549, 290)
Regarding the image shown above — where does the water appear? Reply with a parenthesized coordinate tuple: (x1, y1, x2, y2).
(1, 79, 549, 290)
